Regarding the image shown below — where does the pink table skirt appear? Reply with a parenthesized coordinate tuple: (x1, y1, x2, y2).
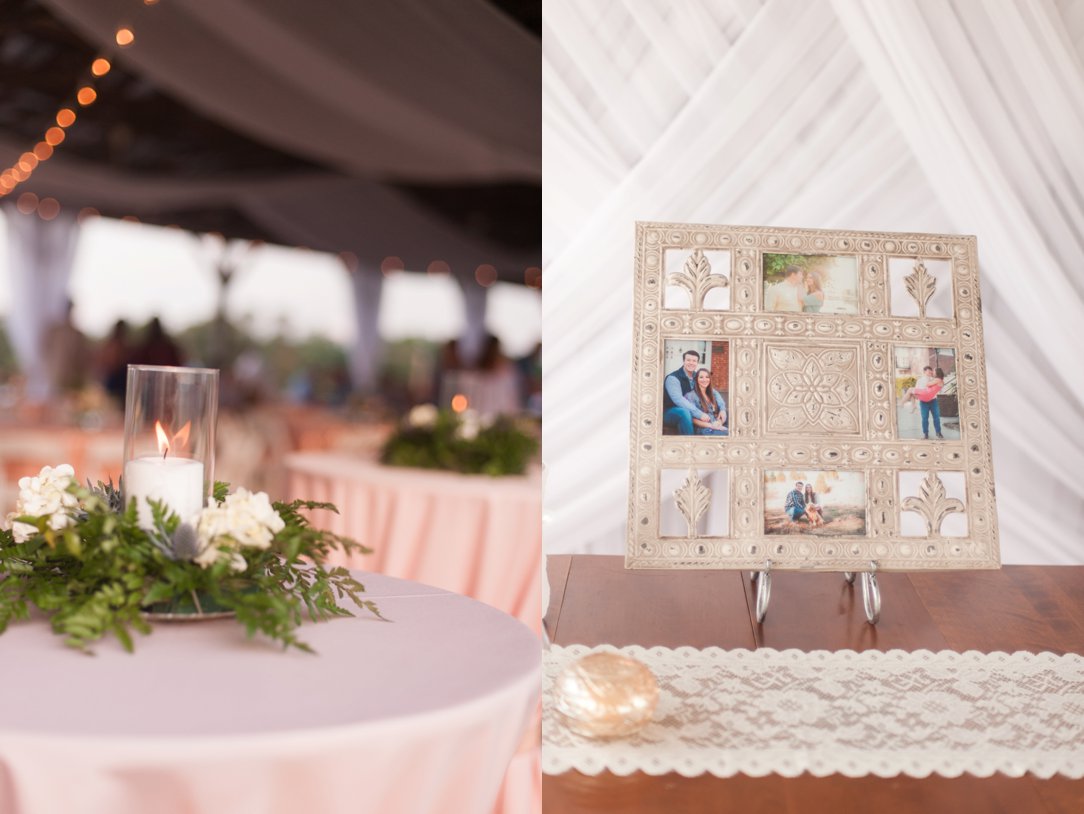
(0, 574, 539, 814)
(285, 453, 542, 635)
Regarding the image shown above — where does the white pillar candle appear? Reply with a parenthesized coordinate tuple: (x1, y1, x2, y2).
(124, 456, 205, 530)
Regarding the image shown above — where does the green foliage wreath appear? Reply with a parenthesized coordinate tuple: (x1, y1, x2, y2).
(0, 467, 381, 653)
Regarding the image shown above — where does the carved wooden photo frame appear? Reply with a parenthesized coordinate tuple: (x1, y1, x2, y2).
(627, 223, 1000, 571)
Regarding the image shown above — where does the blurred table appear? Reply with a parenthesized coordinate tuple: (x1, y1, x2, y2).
(543, 556, 1084, 813)
(285, 453, 542, 633)
(0, 426, 123, 511)
(0, 573, 539, 814)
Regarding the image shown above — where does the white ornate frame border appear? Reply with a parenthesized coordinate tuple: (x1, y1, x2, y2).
(626, 223, 1000, 571)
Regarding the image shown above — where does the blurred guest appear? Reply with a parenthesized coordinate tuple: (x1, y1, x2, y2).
(43, 300, 92, 394)
(472, 334, 520, 415)
(132, 317, 183, 367)
(434, 339, 462, 408)
(515, 342, 541, 417)
(96, 319, 131, 401)
(231, 348, 271, 406)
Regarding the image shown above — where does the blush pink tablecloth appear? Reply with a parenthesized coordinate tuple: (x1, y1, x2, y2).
(0, 574, 539, 814)
(285, 454, 542, 635)
(284, 454, 543, 814)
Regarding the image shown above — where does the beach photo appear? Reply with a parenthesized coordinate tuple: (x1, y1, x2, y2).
(763, 470, 866, 536)
(762, 254, 859, 315)
(661, 339, 730, 436)
(894, 346, 961, 440)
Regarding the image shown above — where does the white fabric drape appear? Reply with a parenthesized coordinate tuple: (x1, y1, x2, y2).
(2, 206, 81, 402)
(40, 0, 540, 182)
(542, 0, 1084, 563)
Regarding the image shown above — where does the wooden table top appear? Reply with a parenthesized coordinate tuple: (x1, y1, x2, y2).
(543, 555, 1084, 814)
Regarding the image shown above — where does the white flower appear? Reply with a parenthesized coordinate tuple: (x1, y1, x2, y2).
(4, 464, 79, 543)
(192, 488, 285, 570)
(406, 404, 439, 429)
(456, 410, 481, 441)
(192, 545, 248, 573)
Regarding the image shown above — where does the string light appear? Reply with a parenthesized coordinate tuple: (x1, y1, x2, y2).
(474, 264, 498, 287)
(37, 197, 61, 221)
(0, 4, 160, 201)
(380, 256, 404, 275)
(338, 250, 359, 272)
(16, 192, 38, 214)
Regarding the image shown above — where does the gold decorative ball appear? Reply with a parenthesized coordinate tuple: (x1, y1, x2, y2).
(552, 652, 659, 738)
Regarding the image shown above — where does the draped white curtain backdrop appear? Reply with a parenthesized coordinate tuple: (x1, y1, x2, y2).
(543, 0, 1084, 564)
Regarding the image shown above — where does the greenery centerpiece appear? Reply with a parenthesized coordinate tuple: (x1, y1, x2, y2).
(0, 464, 381, 653)
(380, 405, 538, 476)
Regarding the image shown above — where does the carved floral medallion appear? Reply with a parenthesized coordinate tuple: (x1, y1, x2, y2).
(765, 345, 860, 434)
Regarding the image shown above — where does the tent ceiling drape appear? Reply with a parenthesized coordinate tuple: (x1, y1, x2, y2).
(0, 134, 534, 275)
(1, 0, 541, 280)
(39, 0, 541, 182)
(542, 0, 1084, 564)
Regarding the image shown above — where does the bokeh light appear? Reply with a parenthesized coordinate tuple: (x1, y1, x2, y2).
(474, 264, 498, 287)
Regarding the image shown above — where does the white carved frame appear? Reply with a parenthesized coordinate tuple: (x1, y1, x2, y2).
(627, 223, 1000, 571)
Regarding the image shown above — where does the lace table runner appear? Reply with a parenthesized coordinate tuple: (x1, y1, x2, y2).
(543, 644, 1084, 779)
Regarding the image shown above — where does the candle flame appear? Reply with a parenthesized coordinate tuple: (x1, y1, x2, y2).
(154, 420, 193, 458)
(172, 421, 191, 450)
(155, 421, 170, 458)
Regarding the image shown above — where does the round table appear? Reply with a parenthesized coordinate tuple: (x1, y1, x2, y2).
(285, 453, 542, 634)
(0, 574, 539, 814)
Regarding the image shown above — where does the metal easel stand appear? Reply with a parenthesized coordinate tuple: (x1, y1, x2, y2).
(751, 560, 881, 625)
(843, 561, 881, 625)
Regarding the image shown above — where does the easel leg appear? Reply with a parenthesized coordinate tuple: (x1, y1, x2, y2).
(843, 563, 881, 625)
(860, 562, 880, 624)
(750, 559, 772, 623)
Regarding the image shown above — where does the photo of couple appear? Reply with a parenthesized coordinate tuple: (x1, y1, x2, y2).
(661, 341, 729, 436)
(895, 346, 961, 440)
(762, 254, 859, 314)
(764, 470, 866, 536)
